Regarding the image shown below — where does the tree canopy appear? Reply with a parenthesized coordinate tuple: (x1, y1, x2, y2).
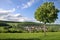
(34, 2, 59, 23)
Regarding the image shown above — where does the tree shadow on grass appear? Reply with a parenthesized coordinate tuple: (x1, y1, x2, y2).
(0, 38, 40, 40)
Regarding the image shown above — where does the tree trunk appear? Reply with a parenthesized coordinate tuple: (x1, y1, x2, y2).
(44, 23, 46, 36)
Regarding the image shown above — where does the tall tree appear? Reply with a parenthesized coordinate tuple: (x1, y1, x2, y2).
(34, 2, 59, 36)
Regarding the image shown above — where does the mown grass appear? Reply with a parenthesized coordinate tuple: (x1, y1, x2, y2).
(0, 32, 60, 40)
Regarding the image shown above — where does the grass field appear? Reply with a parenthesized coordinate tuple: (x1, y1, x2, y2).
(0, 32, 60, 40)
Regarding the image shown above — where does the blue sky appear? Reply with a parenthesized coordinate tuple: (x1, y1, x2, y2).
(0, 0, 60, 24)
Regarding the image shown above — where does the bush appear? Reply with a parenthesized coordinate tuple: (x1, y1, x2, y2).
(47, 26, 59, 32)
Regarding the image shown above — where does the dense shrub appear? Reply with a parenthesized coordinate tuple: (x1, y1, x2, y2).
(47, 26, 59, 32)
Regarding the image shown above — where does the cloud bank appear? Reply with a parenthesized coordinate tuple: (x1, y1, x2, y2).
(0, 8, 35, 22)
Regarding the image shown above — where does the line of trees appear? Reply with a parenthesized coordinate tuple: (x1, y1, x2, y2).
(0, 22, 60, 33)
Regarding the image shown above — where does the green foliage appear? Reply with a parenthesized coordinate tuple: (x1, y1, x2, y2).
(0, 27, 8, 33)
(0, 21, 60, 33)
(35, 2, 59, 23)
(0, 22, 10, 26)
(47, 25, 60, 32)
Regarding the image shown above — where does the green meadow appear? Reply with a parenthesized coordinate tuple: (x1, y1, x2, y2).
(0, 32, 60, 40)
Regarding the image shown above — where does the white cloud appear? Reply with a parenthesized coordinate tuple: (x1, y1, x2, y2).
(0, 9, 34, 22)
(0, 8, 16, 13)
(0, 8, 16, 21)
(2, 13, 34, 22)
(32, 18, 42, 23)
(21, 0, 34, 9)
(0, 8, 41, 22)
(0, 10, 43, 22)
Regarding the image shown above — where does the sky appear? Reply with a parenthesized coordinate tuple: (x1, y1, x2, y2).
(0, 0, 60, 24)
